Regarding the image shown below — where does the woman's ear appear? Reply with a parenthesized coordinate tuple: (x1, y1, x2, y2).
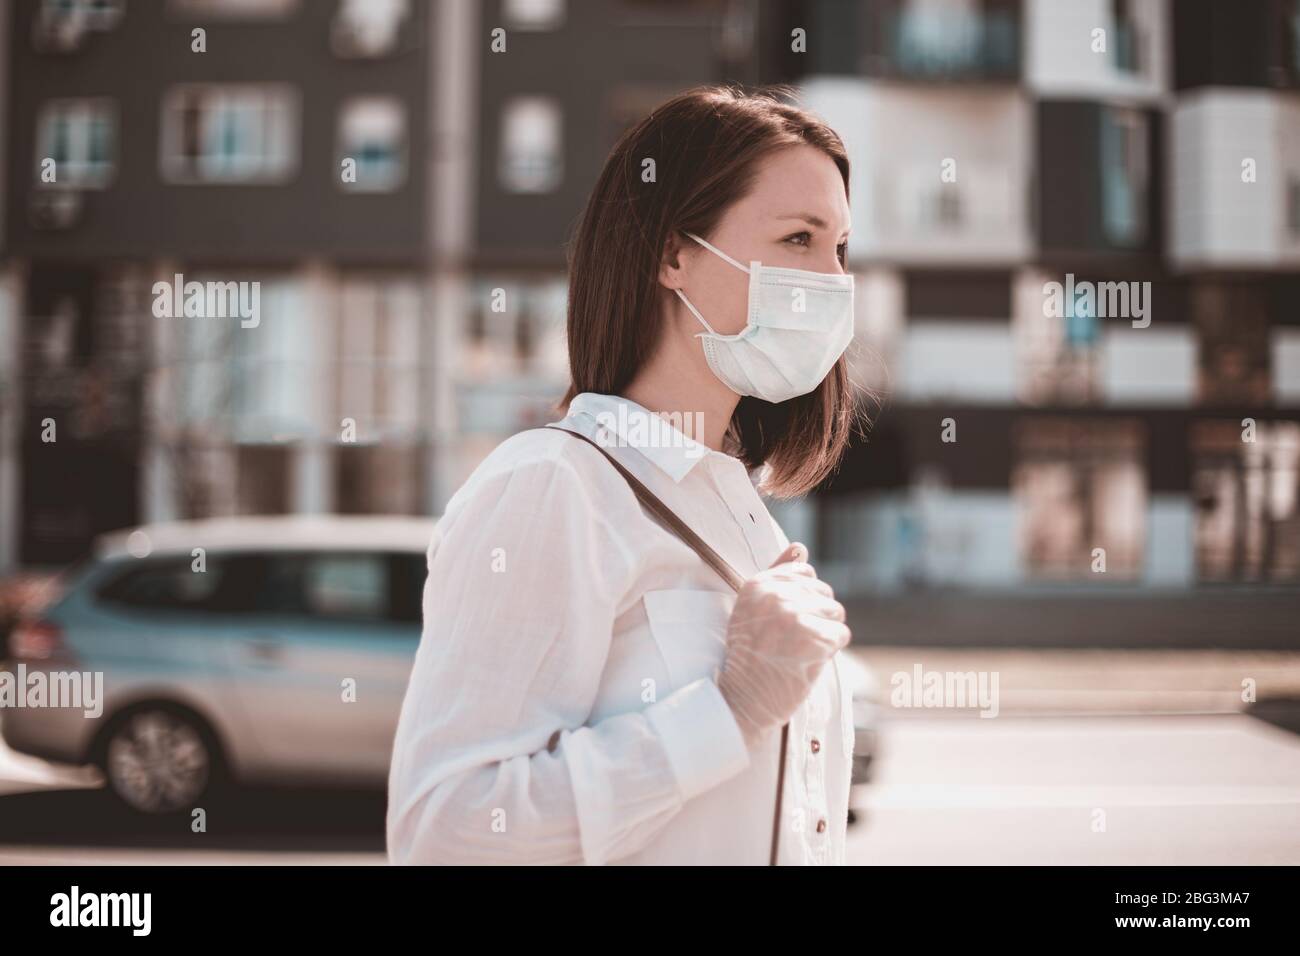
(658, 230, 688, 291)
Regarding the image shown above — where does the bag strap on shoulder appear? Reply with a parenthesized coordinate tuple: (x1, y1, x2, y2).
(530, 422, 788, 866)
(534, 425, 747, 592)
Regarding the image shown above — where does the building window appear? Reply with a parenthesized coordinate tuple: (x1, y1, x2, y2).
(1192, 283, 1271, 406)
(894, 0, 979, 75)
(337, 97, 407, 193)
(35, 99, 116, 188)
(159, 275, 313, 515)
(331, 0, 409, 57)
(464, 278, 566, 380)
(1014, 419, 1146, 580)
(499, 97, 562, 194)
(503, 0, 564, 30)
(885, 0, 1018, 79)
(466, 280, 527, 378)
(1111, 0, 1142, 73)
(1100, 106, 1148, 247)
(168, 275, 315, 442)
(1193, 420, 1300, 583)
(457, 279, 567, 434)
(168, 0, 298, 18)
(1016, 286, 1101, 405)
(160, 85, 299, 184)
(335, 278, 423, 440)
(33, 0, 123, 51)
(75, 0, 124, 27)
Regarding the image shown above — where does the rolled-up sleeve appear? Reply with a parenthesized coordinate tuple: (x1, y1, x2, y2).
(386, 446, 752, 865)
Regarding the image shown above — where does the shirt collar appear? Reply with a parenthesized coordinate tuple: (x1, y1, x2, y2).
(564, 392, 718, 484)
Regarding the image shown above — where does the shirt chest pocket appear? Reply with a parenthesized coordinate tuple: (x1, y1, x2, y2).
(642, 588, 735, 694)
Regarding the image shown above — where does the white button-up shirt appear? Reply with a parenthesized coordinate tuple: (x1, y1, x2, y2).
(387, 391, 853, 865)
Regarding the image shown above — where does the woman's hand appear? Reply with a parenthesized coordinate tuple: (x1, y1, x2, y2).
(716, 542, 850, 750)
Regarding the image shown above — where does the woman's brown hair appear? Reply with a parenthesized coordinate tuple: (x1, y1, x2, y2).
(560, 83, 866, 498)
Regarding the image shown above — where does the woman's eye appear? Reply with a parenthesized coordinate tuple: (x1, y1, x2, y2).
(784, 231, 811, 247)
(837, 241, 848, 265)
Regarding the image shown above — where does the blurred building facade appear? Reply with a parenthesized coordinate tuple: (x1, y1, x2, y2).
(798, 0, 1300, 601)
(2, 0, 1299, 621)
(3, 0, 436, 567)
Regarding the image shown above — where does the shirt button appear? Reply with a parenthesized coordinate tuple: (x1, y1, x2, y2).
(810, 738, 820, 754)
(816, 818, 827, 833)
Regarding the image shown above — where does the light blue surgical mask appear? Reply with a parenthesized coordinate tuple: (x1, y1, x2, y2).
(674, 231, 854, 403)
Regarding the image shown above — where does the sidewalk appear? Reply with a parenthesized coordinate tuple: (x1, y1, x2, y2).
(848, 646, 1300, 717)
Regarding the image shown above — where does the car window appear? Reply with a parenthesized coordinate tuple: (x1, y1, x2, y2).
(304, 554, 386, 619)
(98, 556, 228, 611)
(254, 551, 420, 624)
(101, 551, 427, 624)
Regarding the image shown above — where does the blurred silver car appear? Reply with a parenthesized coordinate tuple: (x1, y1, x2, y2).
(2, 516, 436, 814)
(2, 514, 883, 817)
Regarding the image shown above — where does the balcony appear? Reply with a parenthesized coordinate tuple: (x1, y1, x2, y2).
(801, 80, 1032, 264)
(1169, 89, 1300, 270)
(806, 0, 1020, 81)
(881, 3, 1018, 79)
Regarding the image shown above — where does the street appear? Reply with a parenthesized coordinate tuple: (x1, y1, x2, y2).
(4, 699, 1298, 864)
(848, 710, 1300, 865)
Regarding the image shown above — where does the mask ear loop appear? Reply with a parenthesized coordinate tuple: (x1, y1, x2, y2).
(683, 231, 752, 275)
(674, 288, 754, 342)
(673, 288, 719, 336)
(677, 231, 756, 341)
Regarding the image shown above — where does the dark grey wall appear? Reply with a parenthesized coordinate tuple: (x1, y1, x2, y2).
(1173, 0, 1300, 92)
(6, 0, 430, 265)
(472, 0, 778, 269)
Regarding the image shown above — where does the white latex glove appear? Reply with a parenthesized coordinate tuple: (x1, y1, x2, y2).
(716, 542, 851, 750)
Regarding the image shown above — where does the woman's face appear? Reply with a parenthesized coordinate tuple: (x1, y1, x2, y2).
(665, 144, 851, 338)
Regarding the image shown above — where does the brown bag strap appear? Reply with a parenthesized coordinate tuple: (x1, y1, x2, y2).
(533, 423, 789, 866)
(539, 425, 746, 591)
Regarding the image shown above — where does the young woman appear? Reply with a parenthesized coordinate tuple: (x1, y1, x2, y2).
(387, 85, 864, 865)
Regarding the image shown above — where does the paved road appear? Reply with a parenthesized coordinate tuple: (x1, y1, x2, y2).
(846, 711, 1300, 865)
(3, 657, 1299, 864)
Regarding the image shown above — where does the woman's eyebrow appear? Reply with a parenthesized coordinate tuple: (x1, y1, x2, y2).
(775, 212, 850, 234)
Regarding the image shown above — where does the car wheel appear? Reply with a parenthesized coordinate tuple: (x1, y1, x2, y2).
(99, 706, 223, 815)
